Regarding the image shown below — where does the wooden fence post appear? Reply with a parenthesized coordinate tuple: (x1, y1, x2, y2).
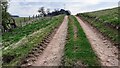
(33, 15, 34, 19)
(24, 18, 25, 22)
(20, 20, 22, 27)
(29, 16, 30, 20)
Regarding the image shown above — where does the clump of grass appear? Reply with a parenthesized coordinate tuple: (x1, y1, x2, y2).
(64, 16, 100, 67)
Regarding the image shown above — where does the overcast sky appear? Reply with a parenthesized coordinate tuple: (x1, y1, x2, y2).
(7, 0, 119, 17)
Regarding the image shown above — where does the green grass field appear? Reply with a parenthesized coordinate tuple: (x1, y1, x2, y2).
(80, 7, 119, 26)
(3, 17, 50, 48)
(77, 7, 119, 45)
(2, 15, 64, 66)
(64, 16, 100, 67)
(13, 17, 30, 27)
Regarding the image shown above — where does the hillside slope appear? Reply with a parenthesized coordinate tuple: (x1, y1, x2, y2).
(77, 7, 119, 45)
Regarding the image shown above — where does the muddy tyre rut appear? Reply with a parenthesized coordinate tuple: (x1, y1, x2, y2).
(20, 21, 61, 67)
(20, 16, 68, 67)
(75, 16, 118, 66)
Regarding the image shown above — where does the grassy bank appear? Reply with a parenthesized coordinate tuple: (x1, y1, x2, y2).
(3, 16, 59, 48)
(77, 7, 119, 45)
(79, 7, 119, 26)
(64, 16, 100, 67)
(3, 15, 64, 66)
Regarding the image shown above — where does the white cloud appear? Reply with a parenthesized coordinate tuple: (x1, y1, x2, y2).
(8, 0, 119, 16)
(8, 1, 40, 16)
(66, 2, 118, 15)
(9, 0, 119, 2)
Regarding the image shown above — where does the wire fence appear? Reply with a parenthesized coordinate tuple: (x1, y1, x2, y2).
(13, 15, 42, 27)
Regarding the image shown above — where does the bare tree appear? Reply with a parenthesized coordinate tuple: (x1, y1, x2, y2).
(38, 7, 46, 17)
(46, 8, 50, 14)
